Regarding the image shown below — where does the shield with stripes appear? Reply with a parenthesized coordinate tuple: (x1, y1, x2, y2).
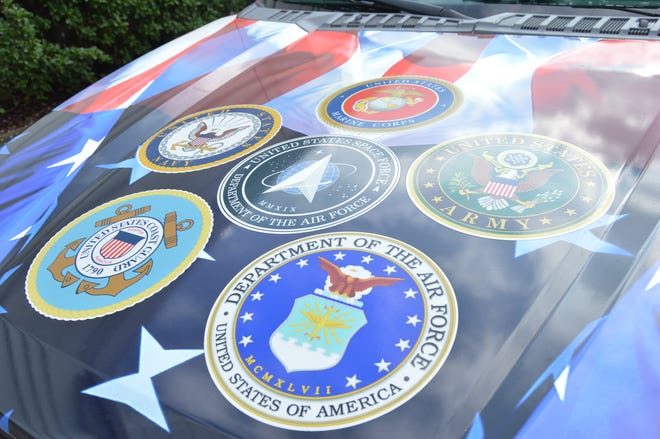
(483, 177, 518, 198)
(100, 230, 145, 259)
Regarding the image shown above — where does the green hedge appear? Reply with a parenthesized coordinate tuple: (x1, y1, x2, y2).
(0, 0, 246, 114)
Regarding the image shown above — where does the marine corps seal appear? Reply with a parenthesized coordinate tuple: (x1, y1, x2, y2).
(217, 135, 400, 233)
(26, 190, 213, 319)
(137, 105, 281, 172)
(318, 76, 461, 132)
(407, 133, 614, 239)
(205, 232, 457, 430)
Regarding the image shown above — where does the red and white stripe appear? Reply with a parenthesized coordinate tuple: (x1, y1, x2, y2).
(484, 181, 517, 198)
(100, 239, 134, 259)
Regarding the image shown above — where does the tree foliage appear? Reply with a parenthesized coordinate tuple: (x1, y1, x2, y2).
(0, 0, 244, 114)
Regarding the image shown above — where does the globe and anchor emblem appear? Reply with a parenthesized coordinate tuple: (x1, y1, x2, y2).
(351, 87, 425, 114)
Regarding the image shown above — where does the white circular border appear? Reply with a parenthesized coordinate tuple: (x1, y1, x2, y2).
(159, 112, 261, 161)
(204, 232, 458, 430)
(75, 217, 163, 278)
(216, 135, 401, 234)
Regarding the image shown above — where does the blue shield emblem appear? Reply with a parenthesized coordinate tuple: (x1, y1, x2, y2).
(270, 294, 367, 372)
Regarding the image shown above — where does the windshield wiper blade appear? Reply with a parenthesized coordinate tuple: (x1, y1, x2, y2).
(513, 0, 660, 16)
(610, 7, 660, 17)
(350, 0, 472, 18)
(277, 0, 472, 18)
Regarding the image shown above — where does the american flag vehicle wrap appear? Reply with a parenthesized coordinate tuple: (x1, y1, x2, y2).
(0, 2, 659, 438)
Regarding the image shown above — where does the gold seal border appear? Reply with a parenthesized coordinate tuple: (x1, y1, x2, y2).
(406, 132, 616, 241)
(204, 231, 458, 430)
(317, 75, 463, 133)
(137, 105, 282, 173)
(25, 189, 213, 320)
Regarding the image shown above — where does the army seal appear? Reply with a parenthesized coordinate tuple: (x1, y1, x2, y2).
(26, 190, 213, 319)
(205, 232, 457, 430)
(407, 133, 614, 239)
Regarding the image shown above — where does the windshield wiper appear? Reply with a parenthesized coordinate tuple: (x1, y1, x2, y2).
(277, 0, 472, 18)
(606, 7, 660, 17)
(512, 0, 660, 17)
(349, 0, 473, 18)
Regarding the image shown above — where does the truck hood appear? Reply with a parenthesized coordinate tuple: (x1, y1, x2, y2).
(0, 5, 659, 438)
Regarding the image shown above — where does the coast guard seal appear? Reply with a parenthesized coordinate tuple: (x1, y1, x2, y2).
(318, 76, 461, 132)
(137, 105, 281, 172)
(407, 133, 614, 239)
(217, 135, 399, 233)
(205, 232, 457, 430)
(26, 190, 212, 320)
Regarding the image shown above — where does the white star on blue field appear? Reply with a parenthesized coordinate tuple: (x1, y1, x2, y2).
(515, 214, 632, 257)
(81, 327, 202, 432)
(517, 317, 605, 407)
(48, 137, 105, 177)
(197, 249, 216, 261)
(97, 157, 152, 184)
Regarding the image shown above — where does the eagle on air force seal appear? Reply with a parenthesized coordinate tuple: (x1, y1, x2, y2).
(205, 232, 457, 430)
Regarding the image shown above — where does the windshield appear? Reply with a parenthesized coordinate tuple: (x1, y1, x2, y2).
(269, 0, 660, 17)
(415, 0, 659, 4)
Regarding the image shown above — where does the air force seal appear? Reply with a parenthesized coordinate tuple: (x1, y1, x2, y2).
(318, 76, 461, 132)
(407, 133, 614, 239)
(26, 190, 213, 320)
(217, 135, 400, 233)
(205, 233, 457, 430)
(138, 105, 281, 172)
